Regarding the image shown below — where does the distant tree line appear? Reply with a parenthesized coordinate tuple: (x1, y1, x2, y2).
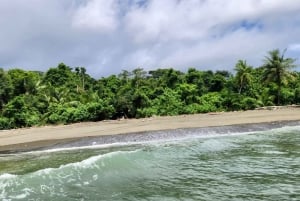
(0, 49, 299, 129)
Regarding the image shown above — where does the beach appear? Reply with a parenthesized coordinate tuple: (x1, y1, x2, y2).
(1, 107, 300, 152)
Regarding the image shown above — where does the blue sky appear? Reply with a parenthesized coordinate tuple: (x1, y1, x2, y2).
(0, 0, 300, 77)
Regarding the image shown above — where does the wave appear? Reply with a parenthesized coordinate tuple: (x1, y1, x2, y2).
(0, 149, 142, 200)
(37, 122, 300, 152)
(3, 123, 300, 156)
(0, 149, 141, 177)
(0, 173, 17, 179)
(1, 126, 299, 200)
(22, 142, 137, 155)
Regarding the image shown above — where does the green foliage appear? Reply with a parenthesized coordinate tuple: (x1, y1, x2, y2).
(7, 69, 42, 98)
(295, 88, 300, 104)
(241, 97, 262, 110)
(234, 60, 253, 94)
(0, 68, 13, 110)
(138, 88, 184, 117)
(221, 91, 242, 111)
(176, 83, 198, 105)
(0, 49, 299, 130)
(182, 103, 202, 114)
(44, 101, 115, 124)
(198, 92, 223, 112)
(43, 63, 73, 87)
(280, 88, 295, 105)
(262, 49, 296, 105)
(46, 104, 68, 124)
(86, 101, 115, 121)
(136, 107, 157, 118)
(0, 117, 13, 130)
(152, 89, 183, 116)
(3, 96, 40, 127)
(45, 103, 81, 124)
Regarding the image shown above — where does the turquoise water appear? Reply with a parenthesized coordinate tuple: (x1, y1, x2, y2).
(0, 126, 299, 200)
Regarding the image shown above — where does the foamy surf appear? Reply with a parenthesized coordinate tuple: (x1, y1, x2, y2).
(0, 123, 299, 200)
(3, 123, 299, 157)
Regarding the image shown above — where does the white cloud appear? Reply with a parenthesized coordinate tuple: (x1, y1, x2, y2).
(72, 0, 119, 32)
(289, 43, 300, 51)
(124, 0, 300, 43)
(122, 0, 300, 69)
(0, 0, 300, 76)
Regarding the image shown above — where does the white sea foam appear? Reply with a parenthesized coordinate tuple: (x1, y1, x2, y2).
(0, 173, 17, 180)
(264, 150, 287, 155)
(19, 142, 137, 155)
(33, 149, 139, 176)
(4, 124, 300, 157)
(199, 138, 237, 152)
(0, 126, 298, 200)
(9, 192, 29, 200)
(271, 125, 300, 133)
(0, 174, 18, 200)
(41, 125, 300, 153)
(65, 150, 138, 168)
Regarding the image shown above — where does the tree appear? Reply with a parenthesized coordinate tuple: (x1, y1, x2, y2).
(0, 68, 12, 110)
(3, 95, 40, 127)
(176, 83, 198, 105)
(262, 49, 296, 105)
(185, 68, 206, 96)
(75, 67, 87, 92)
(43, 63, 73, 87)
(149, 68, 183, 88)
(209, 73, 227, 92)
(132, 68, 147, 88)
(118, 70, 131, 84)
(234, 60, 253, 94)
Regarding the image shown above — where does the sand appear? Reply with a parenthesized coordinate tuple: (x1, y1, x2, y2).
(1, 107, 300, 152)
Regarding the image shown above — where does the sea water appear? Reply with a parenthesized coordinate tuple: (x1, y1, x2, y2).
(0, 124, 299, 200)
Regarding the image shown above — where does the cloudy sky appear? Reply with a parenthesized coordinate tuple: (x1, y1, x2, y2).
(0, 0, 300, 77)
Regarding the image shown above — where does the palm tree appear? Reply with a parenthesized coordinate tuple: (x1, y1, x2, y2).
(234, 60, 253, 94)
(75, 67, 87, 92)
(262, 49, 296, 105)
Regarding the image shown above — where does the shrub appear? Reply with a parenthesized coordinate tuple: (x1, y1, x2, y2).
(86, 101, 115, 121)
(136, 107, 157, 118)
(198, 92, 223, 112)
(148, 88, 184, 116)
(241, 97, 260, 110)
(280, 88, 294, 105)
(0, 117, 13, 130)
(3, 96, 41, 127)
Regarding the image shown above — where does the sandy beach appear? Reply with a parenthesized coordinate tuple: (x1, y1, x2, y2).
(1, 107, 300, 152)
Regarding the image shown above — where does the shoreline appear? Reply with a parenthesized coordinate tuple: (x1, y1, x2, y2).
(1, 108, 300, 152)
(2, 119, 300, 154)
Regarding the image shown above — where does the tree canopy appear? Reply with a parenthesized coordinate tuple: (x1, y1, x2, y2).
(262, 49, 296, 104)
(0, 49, 298, 130)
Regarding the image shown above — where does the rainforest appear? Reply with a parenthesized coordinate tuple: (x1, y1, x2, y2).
(0, 49, 299, 130)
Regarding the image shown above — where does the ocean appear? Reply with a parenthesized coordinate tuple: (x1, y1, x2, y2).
(0, 122, 299, 200)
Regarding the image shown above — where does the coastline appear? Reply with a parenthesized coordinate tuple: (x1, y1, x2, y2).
(1, 107, 300, 152)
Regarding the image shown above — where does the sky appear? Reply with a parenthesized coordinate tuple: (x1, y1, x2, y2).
(0, 0, 300, 77)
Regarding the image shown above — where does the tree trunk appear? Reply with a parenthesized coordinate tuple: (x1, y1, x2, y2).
(277, 84, 281, 105)
(238, 86, 242, 94)
(238, 77, 244, 94)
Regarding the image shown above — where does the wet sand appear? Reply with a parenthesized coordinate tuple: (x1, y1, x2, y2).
(1, 107, 300, 152)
